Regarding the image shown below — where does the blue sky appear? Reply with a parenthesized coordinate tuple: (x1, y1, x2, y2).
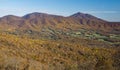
(0, 0, 120, 21)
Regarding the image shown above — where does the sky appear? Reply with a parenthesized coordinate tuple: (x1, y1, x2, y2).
(0, 0, 120, 21)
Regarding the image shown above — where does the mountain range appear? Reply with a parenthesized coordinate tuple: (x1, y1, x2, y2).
(0, 12, 119, 33)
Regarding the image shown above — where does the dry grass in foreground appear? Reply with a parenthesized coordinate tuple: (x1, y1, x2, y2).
(0, 33, 120, 70)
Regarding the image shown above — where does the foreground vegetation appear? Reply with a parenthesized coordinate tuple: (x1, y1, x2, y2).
(0, 32, 120, 70)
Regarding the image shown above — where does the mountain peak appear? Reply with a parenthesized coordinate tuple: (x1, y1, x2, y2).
(73, 12, 84, 15)
(70, 12, 85, 17)
(70, 12, 95, 19)
(2, 15, 20, 18)
(26, 12, 48, 15)
(0, 15, 22, 21)
(70, 12, 106, 22)
(22, 12, 49, 19)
